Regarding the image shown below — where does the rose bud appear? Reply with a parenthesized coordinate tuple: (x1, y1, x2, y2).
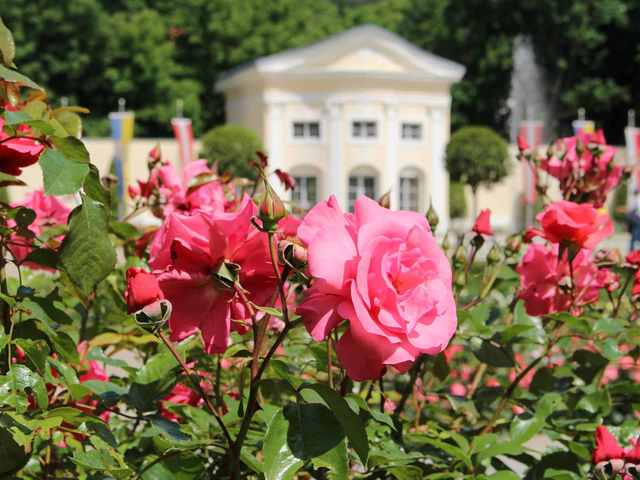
(505, 234, 522, 256)
(486, 245, 502, 265)
(472, 209, 492, 237)
(259, 182, 287, 229)
(426, 203, 439, 231)
(378, 191, 391, 209)
(125, 268, 164, 314)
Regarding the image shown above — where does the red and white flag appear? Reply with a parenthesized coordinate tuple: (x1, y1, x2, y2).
(171, 117, 194, 165)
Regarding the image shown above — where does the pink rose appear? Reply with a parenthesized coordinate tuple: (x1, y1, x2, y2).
(149, 195, 278, 353)
(157, 160, 226, 214)
(536, 201, 612, 249)
(10, 190, 71, 266)
(541, 131, 621, 208)
(296, 195, 456, 380)
(592, 425, 625, 465)
(125, 268, 164, 314)
(472, 209, 492, 236)
(517, 243, 604, 316)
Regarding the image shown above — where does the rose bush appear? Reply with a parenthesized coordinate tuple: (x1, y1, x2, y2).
(1, 19, 640, 480)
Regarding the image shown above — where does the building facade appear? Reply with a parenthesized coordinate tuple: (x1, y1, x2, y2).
(215, 25, 465, 231)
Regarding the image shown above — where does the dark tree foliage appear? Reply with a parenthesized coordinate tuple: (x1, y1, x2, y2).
(3, 0, 636, 140)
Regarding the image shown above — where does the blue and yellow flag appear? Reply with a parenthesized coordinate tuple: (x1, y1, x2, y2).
(109, 111, 135, 215)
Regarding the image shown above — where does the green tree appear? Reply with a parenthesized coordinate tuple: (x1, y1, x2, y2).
(201, 124, 264, 179)
(445, 126, 509, 217)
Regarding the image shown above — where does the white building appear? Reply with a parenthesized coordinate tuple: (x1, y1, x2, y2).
(215, 25, 465, 231)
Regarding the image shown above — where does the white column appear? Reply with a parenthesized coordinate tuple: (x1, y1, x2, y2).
(326, 103, 345, 207)
(384, 103, 399, 209)
(265, 101, 286, 198)
(429, 107, 449, 233)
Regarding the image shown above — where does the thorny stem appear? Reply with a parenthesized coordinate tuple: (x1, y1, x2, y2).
(613, 270, 633, 317)
(156, 331, 233, 448)
(230, 234, 296, 479)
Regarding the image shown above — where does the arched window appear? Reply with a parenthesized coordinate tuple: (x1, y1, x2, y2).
(348, 167, 378, 212)
(399, 168, 423, 211)
(292, 176, 317, 210)
(290, 166, 321, 211)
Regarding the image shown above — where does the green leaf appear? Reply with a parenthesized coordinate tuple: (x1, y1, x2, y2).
(299, 383, 368, 466)
(134, 336, 199, 385)
(571, 350, 608, 384)
(15, 338, 49, 372)
(311, 438, 348, 479)
(510, 415, 545, 444)
(110, 220, 141, 240)
(254, 305, 284, 318)
(488, 472, 519, 480)
(39, 148, 90, 196)
(263, 409, 304, 480)
(0, 17, 15, 67)
(59, 197, 116, 297)
(471, 338, 514, 367)
(0, 415, 29, 477)
(83, 164, 111, 206)
(263, 403, 346, 480)
(24, 248, 58, 269)
(0, 64, 41, 89)
(6, 364, 48, 409)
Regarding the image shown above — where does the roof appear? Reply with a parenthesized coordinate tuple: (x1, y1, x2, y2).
(215, 24, 466, 91)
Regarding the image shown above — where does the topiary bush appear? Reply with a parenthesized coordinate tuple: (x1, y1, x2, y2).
(446, 125, 509, 216)
(200, 123, 264, 179)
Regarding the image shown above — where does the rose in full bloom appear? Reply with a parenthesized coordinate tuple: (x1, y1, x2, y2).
(627, 250, 640, 267)
(149, 195, 278, 353)
(532, 201, 612, 249)
(125, 268, 164, 314)
(0, 117, 44, 176)
(517, 243, 605, 316)
(541, 130, 622, 207)
(472, 209, 492, 236)
(296, 195, 456, 380)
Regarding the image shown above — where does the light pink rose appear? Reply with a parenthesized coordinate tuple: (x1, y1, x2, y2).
(296, 195, 457, 380)
(149, 195, 278, 352)
(517, 243, 605, 316)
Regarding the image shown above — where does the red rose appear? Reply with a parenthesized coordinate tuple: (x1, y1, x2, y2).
(537, 201, 612, 249)
(0, 118, 44, 176)
(627, 250, 640, 266)
(125, 267, 164, 313)
(517, 134, 529, 151)
(472, 209, 492, 236)
(592, 425, 625, 464)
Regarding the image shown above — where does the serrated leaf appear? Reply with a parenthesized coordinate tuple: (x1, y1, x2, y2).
(59, 197, 116, 297)
(0, 64, 42, 90)
(299, 383, 368, 465)
(39, 148, 89, 195)
(0, 17, 15, 67)
(83, 163, 111, 206)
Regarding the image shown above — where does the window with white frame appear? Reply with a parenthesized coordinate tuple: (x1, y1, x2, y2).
(401, 122, 423, 140)
(399, 175, 420, 211)
(292, 121, 320, 140)
(292, 176, 317, 210)
(351, 120, 378, 139)
(348, 175, 376, 211)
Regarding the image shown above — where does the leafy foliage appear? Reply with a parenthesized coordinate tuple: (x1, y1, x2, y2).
(200, 124, 264, 179)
